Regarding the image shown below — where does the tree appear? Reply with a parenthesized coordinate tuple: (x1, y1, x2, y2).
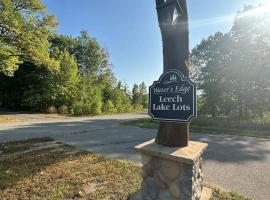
(51, 31, 113, 78)
(191, 32, 231, 118)
(132, 84, 140, 105)
(229, 5, 270, 118)
(0, 48, 80, 111)
(191, 4, 270, 119)
(20, 49, 79, 111)
(139, 82, 148, 108)
(131, 82, 148, 109)
(50, 49, 80, 108)
(0, 1, 138, 116)
(0, 0, 59, 76)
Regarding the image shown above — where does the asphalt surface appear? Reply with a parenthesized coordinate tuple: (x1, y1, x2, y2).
(0, 113, 269, 200)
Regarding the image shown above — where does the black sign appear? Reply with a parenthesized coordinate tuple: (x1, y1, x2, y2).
(148, 70, 197, 122)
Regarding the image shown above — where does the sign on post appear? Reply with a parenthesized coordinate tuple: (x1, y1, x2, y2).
(148, 70, 197, 122)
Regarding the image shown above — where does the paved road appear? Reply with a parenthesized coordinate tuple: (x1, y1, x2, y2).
(0, 113, 269, 200)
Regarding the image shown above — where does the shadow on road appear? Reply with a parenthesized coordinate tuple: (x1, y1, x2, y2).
(0, 118, 269, 164)
(1, 117, 270, 199)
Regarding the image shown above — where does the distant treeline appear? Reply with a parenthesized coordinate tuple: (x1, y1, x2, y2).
(191, 5, 270, 120)
(0, 0, 147, 115)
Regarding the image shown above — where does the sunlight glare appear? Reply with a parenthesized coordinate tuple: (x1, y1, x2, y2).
(190, 2, 270, 29)
(240, 2, 270, 17)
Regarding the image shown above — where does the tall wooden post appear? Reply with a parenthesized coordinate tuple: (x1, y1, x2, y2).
(155, 0, 190, 147)
(132, 2, 211, 199)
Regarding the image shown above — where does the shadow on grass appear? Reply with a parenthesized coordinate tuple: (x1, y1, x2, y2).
(0, 117, 268, 199)
(0, 137, 141, 200)
(0, 138, 84, 189)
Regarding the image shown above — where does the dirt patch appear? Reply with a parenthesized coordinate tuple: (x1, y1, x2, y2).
(0, 116, 21, 123)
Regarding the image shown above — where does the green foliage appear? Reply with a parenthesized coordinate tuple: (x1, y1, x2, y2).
(51, 31, 112, 78)
(17, 49, 80, 111)
(58, 105, 69, 114)
(212, 188, 252, 200)
(51, 49, 80, 108)
(132, 82, 148, 109)
(101, 83, 133, 114)
(72, 100, 102, 116)
(91, 98, 103, 115)
(191, 32, 232, 117)
(102, 100, 116, 114)
(0, 0, 59, 76)
(191, 5, 270, 119)
(75, 31, 106, 76)
(0, 0, 147, 115)
(72, 102, 92, 116)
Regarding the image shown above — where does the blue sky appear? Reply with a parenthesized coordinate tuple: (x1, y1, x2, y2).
(43, 0, 263, 89)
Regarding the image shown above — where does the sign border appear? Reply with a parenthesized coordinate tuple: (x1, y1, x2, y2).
(148, 69, 197, 123)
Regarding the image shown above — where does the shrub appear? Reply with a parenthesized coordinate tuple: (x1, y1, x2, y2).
(72, 99, 102, 116)
(47, 106, 57, 114)
(91, 98, 102, 115)
(102, 100, 116, 114)
(58, 105, 69, 114)
(133, 104, 144, 111)
(72, 102, 90, 116)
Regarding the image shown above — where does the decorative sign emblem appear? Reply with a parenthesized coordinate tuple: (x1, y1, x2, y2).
(148, 70, 197, 122)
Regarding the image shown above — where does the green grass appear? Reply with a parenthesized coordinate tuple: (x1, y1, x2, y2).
(212, 188, 252, 200)
(122, 118, 270, 139)
(0, 138, 141, 200)
(0, 138, 251, 200)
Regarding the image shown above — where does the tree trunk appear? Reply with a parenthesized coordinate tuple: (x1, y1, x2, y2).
(244, 101, 248, 119)
(155, 0, 190, 147)
(238, 97, 243, 119)
(211, 105, 216, 118)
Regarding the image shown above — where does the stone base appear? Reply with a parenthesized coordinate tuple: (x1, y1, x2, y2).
(133, 139, 209, 200)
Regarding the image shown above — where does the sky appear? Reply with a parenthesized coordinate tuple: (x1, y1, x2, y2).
(42, 0, 264, 89)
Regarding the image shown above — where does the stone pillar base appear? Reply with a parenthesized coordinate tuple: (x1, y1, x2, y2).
(131, 139, 211, 200)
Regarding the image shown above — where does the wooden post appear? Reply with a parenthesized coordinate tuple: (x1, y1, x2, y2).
(155, 0, 190, 147)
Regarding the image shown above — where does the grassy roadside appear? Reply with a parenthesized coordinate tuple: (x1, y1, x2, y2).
(0, 138, 252, 200)
(0, 138, 141, 200)
(122, 118, 270, 139)
(211, 188, 252, 200)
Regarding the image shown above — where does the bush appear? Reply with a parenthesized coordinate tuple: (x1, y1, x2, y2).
(102, 100, 116, 114)
(133, 104, 144, 111)
(91, 96, 102, 115)
(72, 102, 90, 116)
(72, 100, 102, 116)
(47, 106, 58, 114)
(58, 105, 69, 114)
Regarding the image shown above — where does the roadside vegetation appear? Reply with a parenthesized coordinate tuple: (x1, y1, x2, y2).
(211, 188, 252, 200)
(130, 4, 270, 136)
(0, 138, 251, 200)
(1, 1, 270, 124)
(0, 138, 141, 200)
(0, 0, 147, 116)
(123, 118, 270, 139)
(190, 5, 270, 122)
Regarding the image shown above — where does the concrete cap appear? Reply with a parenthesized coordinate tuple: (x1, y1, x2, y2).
(135, 139, 208, 164)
